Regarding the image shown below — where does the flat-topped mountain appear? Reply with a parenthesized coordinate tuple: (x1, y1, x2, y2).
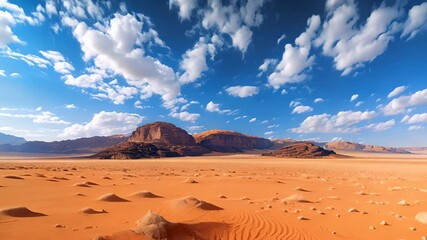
(323, 141, 410, 154)
(193, 130, 273, 152)
(128, 121, 196, 146)
(262, 142, 338, 158)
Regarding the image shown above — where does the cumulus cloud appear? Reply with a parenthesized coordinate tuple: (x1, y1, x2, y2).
(0, 69, 5, 76)
(59, 111, 143, 139)
(179, 38, 214, 84)
(314, 98, 324, 103)
(169, 0, 197, 21)
(59, 12, 181, 108)
(401, 113, 427, 124)
(169, 111, 200, 123)
(292, 110, 376, 133)
(364, 119, 395, 131)
(315, 0, 402, 75)
(292, 105, 313, 114)
(289, 100, 301, 107)
(383, 89, 427, 115)
(268, 15, 320, 88)
(258, 58, 277, 72)
(387, 85, 406, 98)
(226, 85, 259, 98)
(401, 2, 427, 40)
(249, 117, 256, 123)
(206, 101, 231, 114)
(350, 94, 358, 102)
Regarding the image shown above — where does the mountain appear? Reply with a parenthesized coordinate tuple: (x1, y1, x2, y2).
(128, 121, 196, 146)
(193, 130, 273, 152)
(94, 122, 211, 159)
(262, 142, 338, 158)
(0, 135, 128, 154)
(322, 141, 410, 154)
(0, 132, 26, 146)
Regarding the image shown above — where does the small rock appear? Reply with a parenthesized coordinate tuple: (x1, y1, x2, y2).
(331, 231, 336, 235)
(348, 208, 359, 213)
(409, 226, 416, 231)
(398, 199, 409, 206)
(55, 224, 65, 228)
(336, 214, 341, 218)
(297, 216, 308, 220)
(380, 220, 388, 226)
(369, 226, 376, 230)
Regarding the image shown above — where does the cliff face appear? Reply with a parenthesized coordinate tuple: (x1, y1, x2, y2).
(128, 122, 196, 146)
(262, 142, 337, 158)
(193, 130, 273, 152)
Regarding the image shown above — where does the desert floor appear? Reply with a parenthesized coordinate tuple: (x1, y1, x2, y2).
(0, 153, 427, 240)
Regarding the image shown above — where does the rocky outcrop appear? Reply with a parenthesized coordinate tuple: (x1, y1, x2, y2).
(128, 122, 196, 146)
(193, 130, 273, 152)
(262, 142, 338, 158)
(92, 142, 181, 159)
(324, 141, 410, 154)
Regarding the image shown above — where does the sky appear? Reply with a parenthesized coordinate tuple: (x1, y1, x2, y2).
(0, 0, 426, 147)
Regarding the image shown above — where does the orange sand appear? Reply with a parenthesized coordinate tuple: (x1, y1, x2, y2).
(0, 153, 427, 239)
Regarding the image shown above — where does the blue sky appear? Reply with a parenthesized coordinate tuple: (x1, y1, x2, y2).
(0, 0, 426, 147)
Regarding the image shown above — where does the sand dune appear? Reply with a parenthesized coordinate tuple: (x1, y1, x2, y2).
(169, 196, 223, 211)
(130, 191, 162, 198)
(97, 193, 129, 202)
(0, 207, 46, 217)
(80, 207, 107, 214)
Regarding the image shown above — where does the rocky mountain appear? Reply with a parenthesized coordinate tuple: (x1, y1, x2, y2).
(262, 142, 338, 158)
(0, 135, 128, 154)
(128, 122, 196, 146)
(193, 130, 273, 152)
(94, 122, 211, 159)
(323, 141, 410, 154)
(0, 132, 26, 146)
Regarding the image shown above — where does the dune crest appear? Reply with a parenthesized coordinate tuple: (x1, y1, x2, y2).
(98, 193, 129, 202)
(170, 196, 223, 211)
(0, 207, 46, 217)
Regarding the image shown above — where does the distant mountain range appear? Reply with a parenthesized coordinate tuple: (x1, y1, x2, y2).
(0, 123, 422, 156)
(0, 132, 26, 146)
(0, 134, 127, 154)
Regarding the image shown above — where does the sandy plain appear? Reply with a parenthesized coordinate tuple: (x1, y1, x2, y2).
(0, 152, 427, 240)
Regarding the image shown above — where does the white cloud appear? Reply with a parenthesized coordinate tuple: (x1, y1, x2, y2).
(63, 13, 180, 106)
(350, 94, 359, 102)
(206, 101, 231, 114)
(289, 100, 301, 107)
(0, 69, 5, 76)
(179, 39, 213, 84)
(401, 113, 427, 124)
(169, 0, 197, 20)
(9, 72, 19, 77)
(226, 85, 259, 98)
(39, 50, 74, 74)
(2, 49, 50, 68)
(134, 100, 143, 109)
(408, 125, 424, 131)
(315, 1, 402, 75)
(292, 110, 376, 133)
(365, 119, 395, 131)
(314, 98, 324, 103)
(401, 2, 427, 40)
(258, 58, 277, 72)
(0, 111, 70, 124)
(45, 0, 57, 17)
(188, 125, 204, 132)
(292, 105, 313, 114)
(387, 85, 407, 98)
(355, 101, 363, 107)
(383, 89, 427, 115)
(261, 120, 268, 124)
(181, 101, 199, 111)
(264, 131, 274, 135)
(249, 117, 256, 123)
(268, 15, 320, 88)
(231, 26, 253, 53)
(59, 111, 143, 139)
(277, 34, 286, 45)
(65, 104, 77, 109)
(268, 124, 279, 128)
(169, 111, 200, 123)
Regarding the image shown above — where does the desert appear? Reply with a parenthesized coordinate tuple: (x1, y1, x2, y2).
(1, 151, 427, 240)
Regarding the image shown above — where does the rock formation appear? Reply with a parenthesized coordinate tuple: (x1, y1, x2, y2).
(194, 130, 273, 152)
(128, 122, 196, 146)
(324, 141, 410, 154)
(262, 142, 338, 158)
